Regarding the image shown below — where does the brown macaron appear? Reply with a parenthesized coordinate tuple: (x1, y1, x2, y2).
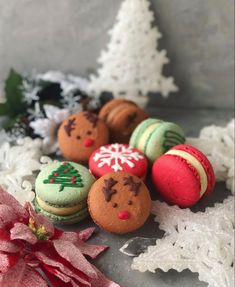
(99, 99, 148, 143)
(58, 111, 109, 163)
(88, 172, 151, 234)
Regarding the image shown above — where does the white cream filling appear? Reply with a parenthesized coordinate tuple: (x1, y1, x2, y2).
(166, 149, 208, 197)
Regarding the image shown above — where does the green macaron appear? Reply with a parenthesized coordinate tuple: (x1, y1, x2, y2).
(130, 118, 185, 163)
(35, 161, 95, 224)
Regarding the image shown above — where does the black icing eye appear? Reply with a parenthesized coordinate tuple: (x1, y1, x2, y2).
(87, 130, 92, 135)
(112, 203, 118, 208)
(77, 135, 81, 140)
(128, 200, 132, 205)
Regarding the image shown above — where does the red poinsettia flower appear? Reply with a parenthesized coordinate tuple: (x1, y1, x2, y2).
(0, 187, 120, 287)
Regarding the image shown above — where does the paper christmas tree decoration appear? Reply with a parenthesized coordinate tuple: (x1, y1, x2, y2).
(43, 162, 84, 192)
(89, 0, 178, 104)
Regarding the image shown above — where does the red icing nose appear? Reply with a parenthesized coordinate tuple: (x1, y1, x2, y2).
(84, 138, 94, 147)
(118, 211, 130, 220)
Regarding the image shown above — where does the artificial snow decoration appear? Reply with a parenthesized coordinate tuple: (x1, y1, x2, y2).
(35, 70, 100, 113)
(0, 137, 43, 204)
(30, 105, 70, 154)
(89, 0, 178, 104)
(132, 197, 234, 287)
(0, 69, 102, 147)
(27, 102, 44, 120)
(21, 79, 40, 105)
(0, 129, 11, 146)
(187, 119, 234, 194)
(35, 70, 90, 96)
(93, 143, 144, 172)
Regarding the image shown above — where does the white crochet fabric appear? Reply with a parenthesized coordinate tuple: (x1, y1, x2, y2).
(89, 0, 178, 103)
(130, 119, 235, 287)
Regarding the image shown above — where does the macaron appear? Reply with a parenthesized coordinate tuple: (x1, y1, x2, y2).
(88, 172, 151, 234)
(58, 111, 109, 163)
(152, 144, 215, 207)
(35, 161, 95, 224)
(99, 99, 148, 143)
(89, 143, 148, 179)
(130, 118, 185, 163)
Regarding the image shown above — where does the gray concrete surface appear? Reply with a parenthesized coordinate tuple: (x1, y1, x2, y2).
(0, 0, 234, 108)
(62, 108, 234, 287)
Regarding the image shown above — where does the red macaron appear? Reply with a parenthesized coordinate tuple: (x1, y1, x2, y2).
(152, 144, 215, 207)
(89, 143, 148, 179)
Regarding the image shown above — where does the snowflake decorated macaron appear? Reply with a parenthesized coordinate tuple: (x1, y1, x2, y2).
(89, 144, 148, 179)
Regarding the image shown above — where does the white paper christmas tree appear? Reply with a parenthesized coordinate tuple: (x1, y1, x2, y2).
(89, 0, 178, 103)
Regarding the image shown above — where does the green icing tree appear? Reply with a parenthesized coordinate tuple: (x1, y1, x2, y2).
(43, 162, 84, 192)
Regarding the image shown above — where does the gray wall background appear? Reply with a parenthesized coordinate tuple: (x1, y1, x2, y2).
(0, 0, 234, 109)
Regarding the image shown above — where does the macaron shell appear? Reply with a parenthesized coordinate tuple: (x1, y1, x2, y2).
(99, 99, 136, 121)
(36, 196, 87, 216)
(88, 172, 151, 234)
(107, 105, 148, 143)
(146, 122, 185, 163)
(58, 112, 109, 162)
(130, 118, 161, 147)
(152, 155, 201, 207)
(35, 162, 95, 206)
(35, 199, 88, 225)
(172, 144, 215, 196)
(89, 144, 148, 179)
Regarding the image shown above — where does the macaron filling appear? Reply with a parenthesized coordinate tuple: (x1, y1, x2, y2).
(36, 196, 87, 216)
(165, 149, 208, 197)
(106, 103, 134, 123)
(137, 122, 162, 152)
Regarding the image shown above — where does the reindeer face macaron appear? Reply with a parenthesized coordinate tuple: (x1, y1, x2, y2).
(88, 172, 151, 234)
(58, 112, 109, 163)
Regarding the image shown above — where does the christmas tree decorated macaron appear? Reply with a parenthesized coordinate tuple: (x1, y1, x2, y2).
(152, 144, 215, 207)
(99, 99, 148, 143)
(88, 172, 151, 234)
(130, 118, 185, 163)
(89, 143, 148, 179)
(35, 161, 95, 224)
(58, 111, 109, 162)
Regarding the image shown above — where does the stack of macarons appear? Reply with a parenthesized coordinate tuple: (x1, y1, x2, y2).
(33, 97, 216, 234)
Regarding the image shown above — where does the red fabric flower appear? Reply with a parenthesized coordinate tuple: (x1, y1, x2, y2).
(0, 187, 120, 287)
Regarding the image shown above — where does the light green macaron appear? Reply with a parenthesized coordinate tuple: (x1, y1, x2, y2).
(35, 161, 95, 224)
(130, 118, 185, 163)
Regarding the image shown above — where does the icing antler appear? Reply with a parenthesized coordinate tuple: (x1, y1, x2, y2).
(123, 176, 141, 196)
(102, 178, 118, 202)
(84, 112, 98, 128)
(64, 118, 76, 136)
